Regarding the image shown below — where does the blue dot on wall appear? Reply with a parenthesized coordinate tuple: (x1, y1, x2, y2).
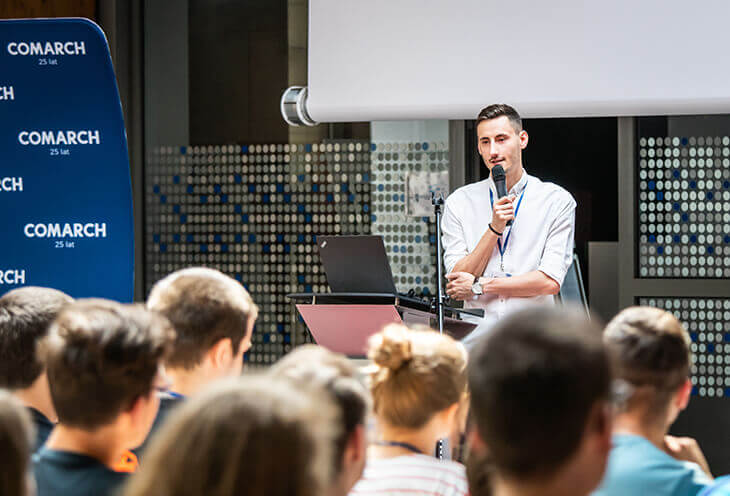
(312, 184, 319, 192)
(186, 234, 194, 242)
(415, 235, 422, 243)
(173, 205, 180, 213)
(690, 235, 697, 243)
(689, 180, 696, 189)
(681, 137, 688, 146)
(657, 246, 664, 254)
(378, 184, 384, 191)
(153, 185, 160, 193)
(708, 343, 715, 353)
(423, 142, 429, 150)
(648, 181, 655, 190)
(724, 181, 730, 189)
(160, 195, 166, 204)
(234, 205, 242, 213)
(248, 184, 256, 193)
(180, 146, 187, 154)
(673, 202, 680, 211)
(707, 192, 714, 200)
(298, 174, 305, 182)
(707, 246, 714, 254)
(263, 194, 270, 203)
(180, 214, 187, 223)
(160, 244, 167, 253)
(371, 143, 377, 151)
(235, 234, 242, 243)
(305, 144, 312, 152)
(200, 244, 208, 253)
(221, 194, 228, 203)
(249, 234, 256, 243)
(674, 235, 680, 243)
(173, 234, 180, 243)
(681, 213, 689, 222)
(214, 234, 221, 243)
(648, 235, 656, 243)
(657, 192, 664, 201)
(241, 214, 249, 223)
(221, 244, 228, 253)
(363, 173, 370, 182)
(200, 195, 207, 204)
(371, 214, 377, 222)
(187, 185, 194, 193)
(363, 205, 369, 212)
(392, 194, 399, 201)
(673, 170, 680, 178)
(725, 235, 730, 244)
(235, 175, 242, 183)
(153, 234, 160, 243)
(393, 246, 399, 253)
(241, 145, 249, 153)
(214, 184, 222, 193)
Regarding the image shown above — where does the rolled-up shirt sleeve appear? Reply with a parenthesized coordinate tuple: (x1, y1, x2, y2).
(537, 196, 576, 287)
(441, 198, 468, 274)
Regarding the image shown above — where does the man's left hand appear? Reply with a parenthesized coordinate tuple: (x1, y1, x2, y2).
(446, 272, 476, 300)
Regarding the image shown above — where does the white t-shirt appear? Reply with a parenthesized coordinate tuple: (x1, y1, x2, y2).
(441, 169, 576, 346)
(349, 454, 469, 496)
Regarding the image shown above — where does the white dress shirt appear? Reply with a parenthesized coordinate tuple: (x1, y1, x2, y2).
(441, 169, 576, 346)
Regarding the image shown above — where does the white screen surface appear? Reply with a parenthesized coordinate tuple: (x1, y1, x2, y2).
(307, 1, 730, 122)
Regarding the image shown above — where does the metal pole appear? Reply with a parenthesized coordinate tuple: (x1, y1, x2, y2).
(432, 192, 445, 334)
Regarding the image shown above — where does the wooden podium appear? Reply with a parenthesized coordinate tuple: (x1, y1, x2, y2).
(288, 293, 481, 357)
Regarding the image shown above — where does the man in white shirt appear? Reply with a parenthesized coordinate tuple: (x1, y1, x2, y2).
(443, 104, 576, 345)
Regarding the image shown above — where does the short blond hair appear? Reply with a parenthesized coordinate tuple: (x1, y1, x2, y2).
(147, 267, 258, 369)
(604, 306, 691, 392)
(367, 324, 467, 429)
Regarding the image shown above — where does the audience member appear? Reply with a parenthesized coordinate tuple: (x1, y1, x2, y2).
(139, 267, 257, 449)
(469, 307, 612, 496)
(0, 390, 34, 496)
(350, 324, 470, 496)
(122, 375, 340, 496)
(269, 344, 369, 496)
(0, 287, 73, 451)
(593, 306, 713, 496)
(33, 299, 174, 496)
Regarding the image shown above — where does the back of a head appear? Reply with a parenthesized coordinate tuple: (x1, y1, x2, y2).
(368, 324, 467, 429)
(0, 287, 73, 389)
(147, 267, 258, 369)
(123, 376, 340, 496)
(269, 344, 370, 472)
(468, 307, 610, 480)
(0, 390, 33, 496)
(39, 299, 174, 429)
(603, 306, 691, 413)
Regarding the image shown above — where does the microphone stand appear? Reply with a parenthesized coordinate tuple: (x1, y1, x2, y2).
(431, 192, 445, 334)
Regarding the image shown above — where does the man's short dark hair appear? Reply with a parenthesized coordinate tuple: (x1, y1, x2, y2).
(147, 267, 258, 369)
(269, 345, 369, 473)
(40, 299, 174, 429)
(468, 307, 610, 480)
(476, 104, 522, 133)
(0, 287, 73, 389)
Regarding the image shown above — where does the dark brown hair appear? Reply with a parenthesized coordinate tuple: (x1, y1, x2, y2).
(269, 344, 370, 472)
(468, 307, 610, 479)
(123, 376, 339, 496)
(39, 299, 174, 429)
(476, 104, 522, 132)
(147, 267, 258, 369)
(0, 287, 73, 389)
(604, 306, 691, 416)
(0, 390, 33, 496)
(368, 324, 467, 429)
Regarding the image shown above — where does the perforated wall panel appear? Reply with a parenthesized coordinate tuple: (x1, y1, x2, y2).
(639, 297, 730, 398)
(637, 136, 730, 278)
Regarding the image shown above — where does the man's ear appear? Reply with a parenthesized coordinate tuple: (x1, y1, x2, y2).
(467, 425, 489, 457)
(125, 391, 153, 424)
(345, 424, 367, 464)
(676, 378, 692, 411)
(207, 337, 234, 370)
(519, 130, 529, 149)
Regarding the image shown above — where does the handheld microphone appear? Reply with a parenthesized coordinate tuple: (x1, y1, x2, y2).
(491, 164, 512, 226)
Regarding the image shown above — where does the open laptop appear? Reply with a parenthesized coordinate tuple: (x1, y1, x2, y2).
(317, 235, 399, 293)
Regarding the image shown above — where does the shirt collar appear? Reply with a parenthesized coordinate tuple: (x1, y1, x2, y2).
(488, 168, 529, 197)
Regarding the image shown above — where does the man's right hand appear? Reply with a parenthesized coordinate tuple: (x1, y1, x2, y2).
(664, 435, 713, 478)
(491, 195, 515, 232)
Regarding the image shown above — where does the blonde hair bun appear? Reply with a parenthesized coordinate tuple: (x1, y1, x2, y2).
(369, 324, 413, 371)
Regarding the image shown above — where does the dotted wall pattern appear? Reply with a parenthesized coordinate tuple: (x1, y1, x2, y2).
(370, 141, 449, 295)
(639, 297, 730, 398)
(637, 136, 730, 278)
(145, 142, 371, 365)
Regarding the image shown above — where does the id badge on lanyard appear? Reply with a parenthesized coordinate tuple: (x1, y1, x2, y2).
(489, 183, 527, 275)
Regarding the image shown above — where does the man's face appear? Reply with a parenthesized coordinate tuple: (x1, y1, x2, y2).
(476, 115, 528, 178)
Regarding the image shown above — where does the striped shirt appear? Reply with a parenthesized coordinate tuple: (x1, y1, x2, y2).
(349, 454, 469, 496)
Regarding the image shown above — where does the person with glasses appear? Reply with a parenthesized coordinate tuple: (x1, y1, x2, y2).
(32, 300, 174, 496)
(592, 306, 713, 496)
(134, 267, 258, 457)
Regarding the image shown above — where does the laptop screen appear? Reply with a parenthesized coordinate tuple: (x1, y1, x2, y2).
(317, 235, 398, 294)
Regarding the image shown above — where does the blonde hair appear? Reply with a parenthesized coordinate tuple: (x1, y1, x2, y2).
(123, 376, 339, 496)
(367, 324, 467, 429)
(0, 390, 33, 496)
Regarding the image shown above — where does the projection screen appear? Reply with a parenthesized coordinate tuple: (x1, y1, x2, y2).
(304, 0, 730, 122)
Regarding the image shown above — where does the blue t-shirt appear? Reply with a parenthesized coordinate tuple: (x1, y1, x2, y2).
(33, 448, 128, 496)
(592, 434, 713, 496)
(699, 476, 730, 496)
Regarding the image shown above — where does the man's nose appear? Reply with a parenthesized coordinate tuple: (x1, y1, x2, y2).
(489, 142, 499, 157)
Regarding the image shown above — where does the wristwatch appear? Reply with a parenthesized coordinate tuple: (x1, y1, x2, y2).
(471, 279, 483, 295)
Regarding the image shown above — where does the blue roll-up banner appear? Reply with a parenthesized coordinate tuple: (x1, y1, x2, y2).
(0, 18, 134, 301)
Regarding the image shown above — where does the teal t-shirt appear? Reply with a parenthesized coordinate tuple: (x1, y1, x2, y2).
(592, 434, 713, 496)
(699, 476, 730, 496)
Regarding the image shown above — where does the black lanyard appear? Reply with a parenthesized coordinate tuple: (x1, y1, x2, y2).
(373, 440, 424, 455)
